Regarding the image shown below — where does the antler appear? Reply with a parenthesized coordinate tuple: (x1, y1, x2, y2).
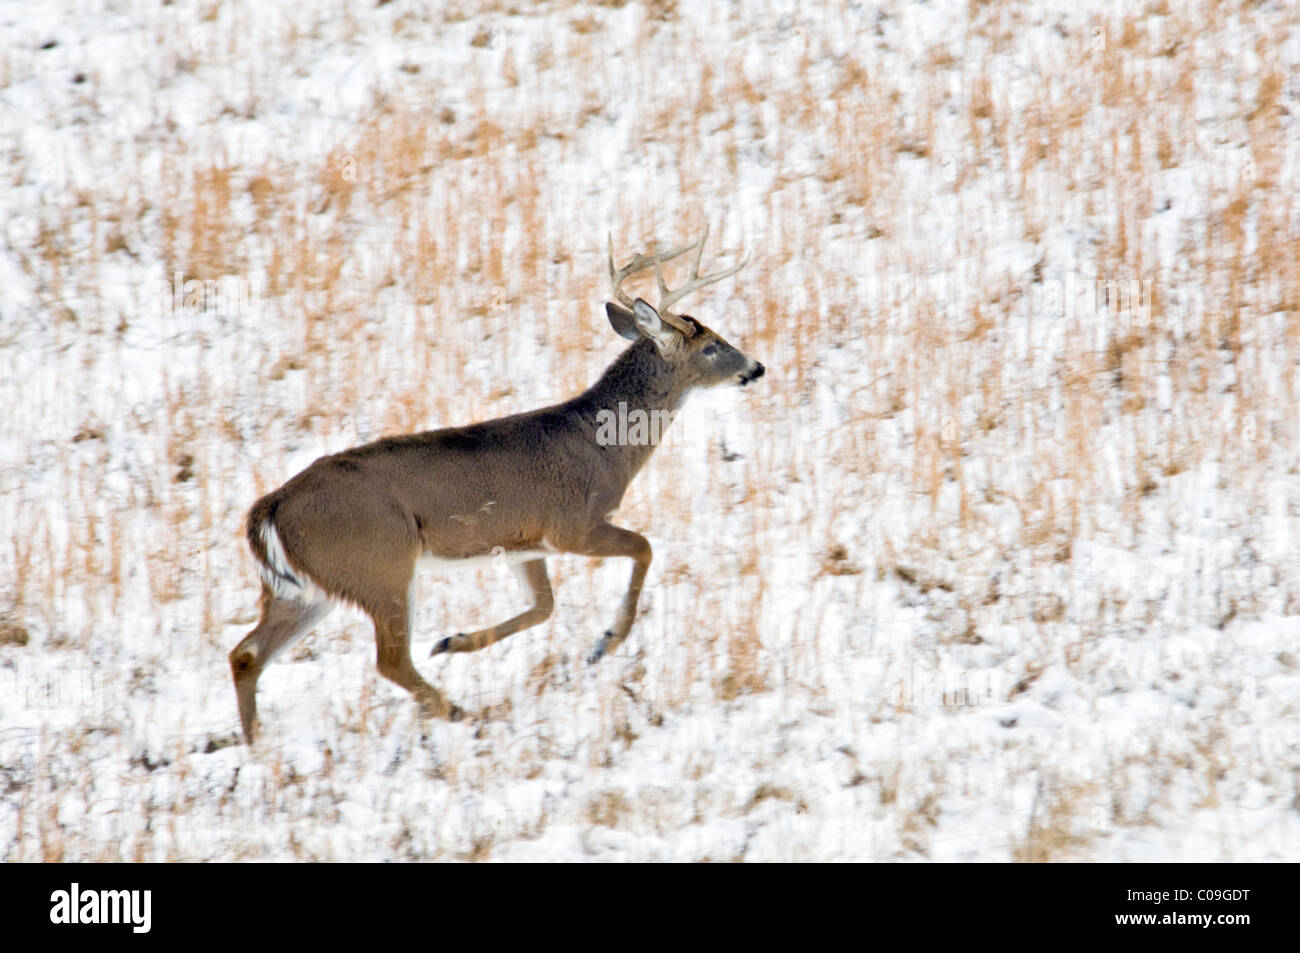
(654, 224, 750, 320)
(608, 236, 695, 310)
(608, 226, 749, 335)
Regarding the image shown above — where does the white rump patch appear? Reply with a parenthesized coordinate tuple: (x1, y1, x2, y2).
(257, 519, 331, 607)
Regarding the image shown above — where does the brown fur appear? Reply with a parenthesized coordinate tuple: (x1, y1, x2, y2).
(229, 298, 763, 742)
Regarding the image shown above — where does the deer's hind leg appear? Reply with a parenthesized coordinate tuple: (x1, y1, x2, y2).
(291, 501, 463, 722)
(230, 584, 333, 743)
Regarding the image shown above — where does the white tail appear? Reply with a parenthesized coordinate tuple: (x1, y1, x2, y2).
(229, 231, 764, 742)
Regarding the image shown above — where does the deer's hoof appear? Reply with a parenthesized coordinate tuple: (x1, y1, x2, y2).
(430, 634, 463, 657)
(586, 632, 614, 665)
(416, 694, 465, 723)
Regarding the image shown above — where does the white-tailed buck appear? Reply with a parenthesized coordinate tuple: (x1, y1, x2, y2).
(230, 228, 764, 742)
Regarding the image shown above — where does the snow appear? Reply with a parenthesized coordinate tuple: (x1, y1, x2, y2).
(1, 0, 1298, 861)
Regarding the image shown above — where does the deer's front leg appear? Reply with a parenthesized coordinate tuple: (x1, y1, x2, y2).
(430, 559, 554, 656)
(561, 522, 652, 664)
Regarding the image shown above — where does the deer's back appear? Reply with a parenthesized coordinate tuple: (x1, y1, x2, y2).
(260, 407, 614, 561)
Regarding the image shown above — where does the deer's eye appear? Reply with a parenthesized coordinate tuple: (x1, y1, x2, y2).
(702, 344, 718, 357)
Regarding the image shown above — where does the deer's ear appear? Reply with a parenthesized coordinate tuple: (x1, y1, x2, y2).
(606, 302, 641, 341)
(632, 298, 677, 351)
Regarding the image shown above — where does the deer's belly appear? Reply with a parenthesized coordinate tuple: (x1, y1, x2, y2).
(418, 546, 553, 573)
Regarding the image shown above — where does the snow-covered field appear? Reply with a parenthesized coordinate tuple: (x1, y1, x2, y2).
(2, 0, 1298, 861)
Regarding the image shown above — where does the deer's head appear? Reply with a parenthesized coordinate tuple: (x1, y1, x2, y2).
(606, 228, 765, 391)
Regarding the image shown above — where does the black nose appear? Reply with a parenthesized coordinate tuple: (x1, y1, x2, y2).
(740, 363, 765, 385)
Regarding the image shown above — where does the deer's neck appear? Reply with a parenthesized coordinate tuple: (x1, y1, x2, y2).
(581, 339, 684, 415)
(570, 340, 687, 471)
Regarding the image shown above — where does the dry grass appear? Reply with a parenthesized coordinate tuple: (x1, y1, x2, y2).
(0, 0, 1297, 860)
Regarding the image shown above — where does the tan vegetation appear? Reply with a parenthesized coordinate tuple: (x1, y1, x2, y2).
(0, 0, 1296, 860)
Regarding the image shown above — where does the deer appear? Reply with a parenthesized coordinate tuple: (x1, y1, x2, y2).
(229, 227, 764, 742)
